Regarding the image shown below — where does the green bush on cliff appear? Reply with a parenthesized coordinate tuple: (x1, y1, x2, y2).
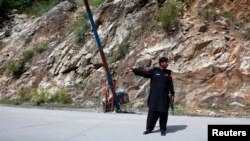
(56, 89, 72, 104)
(74, 13, 90, 44)
(0, 0, 58, 19)
(156, 0, 183, 32)
(3, 60, 25, 78)
(22, 49, 34, 61)
(109, 42, 129, 64)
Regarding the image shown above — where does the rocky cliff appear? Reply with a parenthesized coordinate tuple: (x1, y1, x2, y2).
(0, 0, 250, 116)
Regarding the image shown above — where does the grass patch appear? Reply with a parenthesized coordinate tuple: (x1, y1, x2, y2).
(71, 0, 84, 6)
(0, 88, 73, 106)
(71, 0, 104, 9)
(0, 88, 34, 105)
(198, 7, 217, 22)
(25, 0, 58, 17)
(198, 7, 235, 22)
(56, 89, 72, 104)
(0, 0, 58, 17)
(0, 98, 85, 109)
(219, 10, 234, 20)
(33, 41, 49, 53)
(172, 104, 186, 115)
(3, 60, 25, 78)
(0, 0, 32, 13)
(74, 13, 90, 44)
(109, 42, 129, 64)
(2, 41, 48, 78)
(1, 0, 102, 25)
(32, 89, 50, 106)
(32, 88, 72, 105)
(156, 0, 183, 32)
(117, 42, 130, 58)
(75, 79, 88, 91)
(0, 99, 21, 105)
(21, 49, 35, 61)
(18, 88, 33, 102)
(89, 0, 104, 7)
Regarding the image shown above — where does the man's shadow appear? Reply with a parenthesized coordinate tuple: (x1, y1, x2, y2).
(167, 125, 188, 133)
(152, 125, 187, 133)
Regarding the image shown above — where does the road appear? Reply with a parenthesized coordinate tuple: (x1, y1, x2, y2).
(0, 105, 249, 141)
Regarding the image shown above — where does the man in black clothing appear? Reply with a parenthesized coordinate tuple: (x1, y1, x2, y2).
(127, 57, 175, 136)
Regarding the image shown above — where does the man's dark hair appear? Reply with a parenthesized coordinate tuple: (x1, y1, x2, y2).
(159, 57, 168, 63)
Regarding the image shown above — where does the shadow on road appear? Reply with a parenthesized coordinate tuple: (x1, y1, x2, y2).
(152, 125, 188, 133)
(167, 125, 188, 133)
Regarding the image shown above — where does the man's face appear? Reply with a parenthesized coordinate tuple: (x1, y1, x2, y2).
(160, 61, 168, 68)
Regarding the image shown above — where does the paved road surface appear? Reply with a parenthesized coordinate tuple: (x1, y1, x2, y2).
(0, 105, 249, 141)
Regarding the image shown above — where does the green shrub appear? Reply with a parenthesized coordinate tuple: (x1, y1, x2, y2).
(22, 49, 34, 61)
(2, 43, 47, 78)
(109, 57, 116, 65)
(12, 60, 25, 78)
(26, 0, 58, 16)
(34, 42, 49, 53)
(32, 89, 49, 106)
(18, 88, 33, 102)
(4, 60, 25, 78)
(74, 14, 90, 44)
(219, 10, 234, 20)
(156, 0, 182, 31)
(3, 60, 15, 72)
(71, 0, 83, 6)
(75, 27, 86, 44)
(1, 0, 102, 19)
(57, 89, 72, 104)
(0, 0, 58, 17)
(0, 98, 18, 105)
(71, 0, 103, 7)
(75, 79, 88, 90)
(6, 88, 34, 105)
(198, 7, 235, 22)
(109, 42, 129, 64)
(198, 7, 217, 21)
(0, 0, 32, 13)
(0, 88, 74, 106)
(117, 42, 130, 58)
(89, 0, 103, 7)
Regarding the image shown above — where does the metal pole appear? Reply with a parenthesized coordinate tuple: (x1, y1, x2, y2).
(82, 0, 119, 112)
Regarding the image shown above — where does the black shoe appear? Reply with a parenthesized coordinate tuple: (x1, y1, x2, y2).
(161, 131, 166, 136)
(143, 130, 152, 135)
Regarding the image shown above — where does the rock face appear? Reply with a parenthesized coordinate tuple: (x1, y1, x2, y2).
(0, 0, 250, 116)
(213, 0, 250, 23)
